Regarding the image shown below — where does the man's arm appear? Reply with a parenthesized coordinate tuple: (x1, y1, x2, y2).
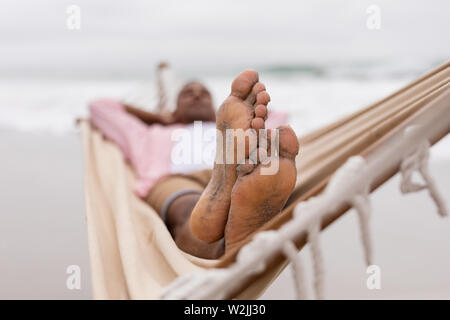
(123, 104, 174, 126)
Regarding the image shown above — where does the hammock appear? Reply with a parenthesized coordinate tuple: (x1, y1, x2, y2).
(79, 62, 449, 299)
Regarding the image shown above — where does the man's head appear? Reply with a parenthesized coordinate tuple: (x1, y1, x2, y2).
(173, 82, 216, 124)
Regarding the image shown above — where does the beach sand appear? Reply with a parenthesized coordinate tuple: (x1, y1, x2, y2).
(0, 129, 449, 299)
(0, 129, 91, 299)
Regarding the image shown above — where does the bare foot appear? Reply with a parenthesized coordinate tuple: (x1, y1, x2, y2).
(190, 70, 271, 243)
(224, 126, 299, 252)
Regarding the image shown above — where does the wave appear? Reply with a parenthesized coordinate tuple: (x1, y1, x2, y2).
(258, 58, 448, 79)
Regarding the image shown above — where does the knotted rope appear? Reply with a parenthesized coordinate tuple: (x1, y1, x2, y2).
(282, 241, 308, 300)
(351, 186, 372, 266)
(400, 139, 448, 217)
(307, 220, 324, 299)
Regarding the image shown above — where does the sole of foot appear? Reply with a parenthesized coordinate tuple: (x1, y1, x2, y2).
(224, 125, 299, 252)
(190, 69, 271, 243)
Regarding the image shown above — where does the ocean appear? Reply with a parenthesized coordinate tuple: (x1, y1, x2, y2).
(1, 61, 449, 159)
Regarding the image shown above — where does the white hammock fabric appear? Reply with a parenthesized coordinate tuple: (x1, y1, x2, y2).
(80, 62, 449, 300)
(80, 121, 277, 299)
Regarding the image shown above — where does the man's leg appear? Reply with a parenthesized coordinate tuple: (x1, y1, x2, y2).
(166, 194, 225, 259)
(146, 170, 224, 260)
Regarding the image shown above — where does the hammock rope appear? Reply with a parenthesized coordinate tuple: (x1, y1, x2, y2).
(354, 194, 372, 266)
(156, 63, 169, 111)
(400, 137, 448, 217)
(307, 220, 324, 300)
(281, 241, 308, 300)
(351, 185, 372, 266)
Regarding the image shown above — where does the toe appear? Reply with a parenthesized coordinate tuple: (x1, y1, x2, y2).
(256, 91, 270, 105)
(245, 82, 266, 105)
(231, 69, 259, 100)
(254, 105, 267, 118)
(251, 117, 265, 130)
(277, 125, 299, 158)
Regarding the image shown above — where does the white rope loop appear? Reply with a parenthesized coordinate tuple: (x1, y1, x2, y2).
(350, 185, 373, 266)
(282, 241, 308, 300)
(400, 139, 448, 217)
(331, 156, 374, 267)
(236, 231, 280, 273)
(307, 220, 324, 300)
(400, 140, 429, 193)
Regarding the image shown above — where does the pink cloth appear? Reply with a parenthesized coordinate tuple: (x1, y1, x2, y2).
(89, 99, 184, 197)
(89, 98, 289, 198)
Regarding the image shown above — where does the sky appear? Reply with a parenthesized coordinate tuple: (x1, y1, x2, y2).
(0, 0, 449, 77)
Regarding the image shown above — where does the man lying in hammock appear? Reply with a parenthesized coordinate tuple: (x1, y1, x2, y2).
(89, 70, 299, 259)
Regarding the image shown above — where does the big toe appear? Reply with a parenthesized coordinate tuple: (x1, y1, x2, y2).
(277, 125, 299, 159)
(231, 69, 259, 99)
